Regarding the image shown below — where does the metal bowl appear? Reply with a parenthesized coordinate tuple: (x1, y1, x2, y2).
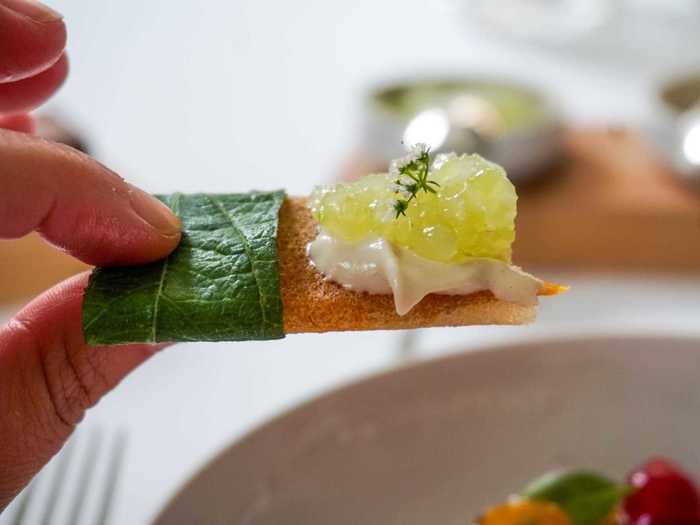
(363, 78, 564, 184)
(653, 73, 700, 188)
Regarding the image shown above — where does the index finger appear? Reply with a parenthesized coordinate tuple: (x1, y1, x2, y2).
(0, 130, 182, 266)
(0, 52, 68, 114)
(0, 0, 66, 83)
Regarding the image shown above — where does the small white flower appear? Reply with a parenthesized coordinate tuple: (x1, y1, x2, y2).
(390, 143, 427, 174)
(389, 162, 401, 179)
(411, 142, 428, 156)
(399, 174, 414, 185)
(390, 182, 412, 198)
(380, 208, 395, 223)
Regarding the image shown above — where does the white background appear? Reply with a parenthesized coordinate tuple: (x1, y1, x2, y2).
(2, 1, 700, 524)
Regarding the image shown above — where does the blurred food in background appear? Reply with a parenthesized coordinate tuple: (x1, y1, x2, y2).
(474, 457, 700, 525)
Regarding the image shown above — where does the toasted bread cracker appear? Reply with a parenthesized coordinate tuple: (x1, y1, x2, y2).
(279, 197, 555, 334)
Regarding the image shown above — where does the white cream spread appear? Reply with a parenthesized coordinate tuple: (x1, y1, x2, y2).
(308, 229, 542, 315)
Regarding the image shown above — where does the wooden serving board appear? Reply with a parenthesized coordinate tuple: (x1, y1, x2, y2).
(0, 233, 89, 306)
(515, 129, 700, 272)
(1, 128, 698, 307)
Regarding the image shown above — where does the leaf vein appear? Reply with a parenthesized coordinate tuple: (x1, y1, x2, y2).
(151, 193, 182, 342)
(205, 195, 268, 326)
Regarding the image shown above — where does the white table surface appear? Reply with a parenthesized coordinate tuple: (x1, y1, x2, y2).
(2, 1, 700, 524)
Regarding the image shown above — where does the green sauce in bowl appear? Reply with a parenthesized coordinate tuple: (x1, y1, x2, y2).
(374, 80, 548, 133)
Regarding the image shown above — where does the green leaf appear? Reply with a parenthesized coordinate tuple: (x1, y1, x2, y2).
(82, 191, 286, 344)
(523, 470, 632, 525)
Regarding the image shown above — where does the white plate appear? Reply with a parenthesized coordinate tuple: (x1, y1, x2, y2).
(155, 336, 700, 525)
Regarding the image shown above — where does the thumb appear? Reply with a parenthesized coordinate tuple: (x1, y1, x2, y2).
(0, 129, 182, 510)
(0, 273, 170, 511)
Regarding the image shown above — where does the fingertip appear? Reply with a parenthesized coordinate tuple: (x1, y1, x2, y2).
(115, 227, 181, 266)
(0, 0, 64, 23)
(0, 2, 66, 82)
(127, 185, 183, 238)
(156, 230, 183, 258)
(0, 52, 68, 113)
(0, 132, 182, 267)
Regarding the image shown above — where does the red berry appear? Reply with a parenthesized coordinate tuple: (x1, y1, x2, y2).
(623, 458, 700, 525)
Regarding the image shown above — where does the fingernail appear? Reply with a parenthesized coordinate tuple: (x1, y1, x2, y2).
(2, 0, 63, 23)
(128, 185, 182, 237)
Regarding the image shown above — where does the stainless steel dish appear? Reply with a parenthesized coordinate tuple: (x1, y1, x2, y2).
(654, 73, 700, 189)
(363, 78, 564, 184)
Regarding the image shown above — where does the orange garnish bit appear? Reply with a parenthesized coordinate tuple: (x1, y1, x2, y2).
(478, 499, 573, 525)
(538, 281, 569, 296)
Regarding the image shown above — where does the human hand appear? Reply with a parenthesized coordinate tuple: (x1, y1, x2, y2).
(0, 0, 182, 511)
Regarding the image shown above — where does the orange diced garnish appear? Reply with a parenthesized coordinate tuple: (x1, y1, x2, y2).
(478, 499, 572, 525)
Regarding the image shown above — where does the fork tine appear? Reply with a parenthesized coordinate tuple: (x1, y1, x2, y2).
(94, 431, 127, 525)
(8, 480, 36, 525)
(39, 436, 76, 525)
(66, 429, 102, 525)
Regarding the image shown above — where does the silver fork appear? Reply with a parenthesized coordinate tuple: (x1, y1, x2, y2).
(6, 429, 127, 525)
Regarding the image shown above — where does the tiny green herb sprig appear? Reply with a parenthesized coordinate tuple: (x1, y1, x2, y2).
(391, 143, 440, 219)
